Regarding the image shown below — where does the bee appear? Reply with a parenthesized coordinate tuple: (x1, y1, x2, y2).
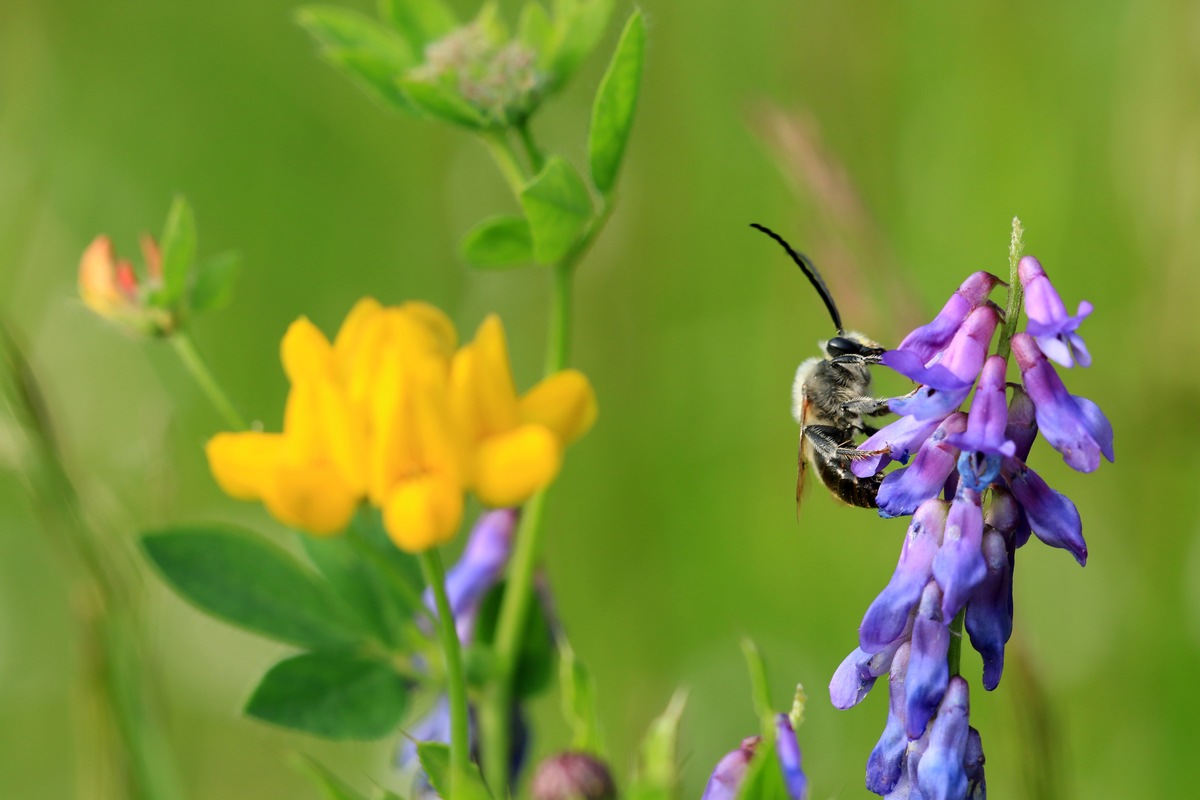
(751, 223, 892, 511)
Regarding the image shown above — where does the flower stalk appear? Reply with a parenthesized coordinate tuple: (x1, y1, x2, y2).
(169, 330, 246, 430)
(996, 216, 1026, 361)
(420, 548, 473, 788)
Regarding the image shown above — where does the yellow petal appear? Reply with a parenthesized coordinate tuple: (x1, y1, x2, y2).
(283, 381, 325, 463)
(205, 432, 286, 500)
(367, 350, 419, 504)
(281, 317, 335, 384)
(472, 423, 561, 507)
(451, 315, 520, 441)
(333, 297, 384, 376)
(261, 463, 358, 536)
(78, 235, 124, 315)
(519, 369, 598, 445)
(383, 474, 463, 552)
(401, 301, 458, 357)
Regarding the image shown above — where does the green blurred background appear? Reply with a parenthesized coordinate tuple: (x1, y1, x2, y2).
(2, 0, 1197, 797)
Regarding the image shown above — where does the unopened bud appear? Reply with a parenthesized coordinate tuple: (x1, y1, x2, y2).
(530, 752, 616, 800)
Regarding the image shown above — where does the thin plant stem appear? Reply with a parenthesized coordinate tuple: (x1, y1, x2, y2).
(517, 122, 545, 174)
(483, 132, 529, 199)
(946, 608, 966, 677)
(419, 548, 472, 790)
(169, 331, 246, 429)
(995, 216, 1026, 361)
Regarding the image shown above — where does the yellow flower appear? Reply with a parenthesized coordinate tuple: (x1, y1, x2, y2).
(206, 299, 596, 553)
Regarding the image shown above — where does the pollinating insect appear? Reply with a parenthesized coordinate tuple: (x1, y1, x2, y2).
(751, 223, 892, 511)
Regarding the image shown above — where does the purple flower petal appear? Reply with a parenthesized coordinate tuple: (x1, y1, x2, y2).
(1005, 384, 1038, 462)
(1003, 457, 1087, 566)
(1012, 334, 1108, 473)
(933, 488, 987, 620)
(854, 415, 942, 478)
(964, 529, 1013, 690)
(831, 638, 907, 709)
(964, 727, 986, 799)
(897, 272, 1004, 364)
(885, 306, 1000, 392)
(1072, 394, 1115, 462)
(946, 356, 1015, 457)
(905, 582, 950, 740)
(1019, 256, 1093, 368)
(701, 736, 760, 800)
(888, 381, 975, 423)
(915, 677, 970, 800)
(867, 642, 912, 795)
(776, 714, 809, 800)
(877, 414, 967, 518)
(860, 501, 949, 652)
(429, 509, 519, 642)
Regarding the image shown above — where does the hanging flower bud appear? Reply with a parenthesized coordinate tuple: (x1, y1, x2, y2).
(701, 737, 760, 800)
(964, 529, 1013, 690)
(866, 642, 911, 795)
(531, 752, 617, 800)
(915, 678, 971, 800)
(904, 582, 950, 740)
(933, 487, 986, 620)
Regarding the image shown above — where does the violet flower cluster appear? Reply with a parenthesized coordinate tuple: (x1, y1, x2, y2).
(829, 257, 1113, 799)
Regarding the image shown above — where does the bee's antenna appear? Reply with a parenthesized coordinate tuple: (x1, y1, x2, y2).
(749, 223, 844, 335)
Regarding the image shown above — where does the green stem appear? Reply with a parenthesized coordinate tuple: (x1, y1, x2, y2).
(545, 262, 573, 374)
(995, 216, 1026, 361)
(517, 122, 545, 174)
(169, 331, 246, 429)
(419, 548, 472, 789)
(483, 132, 529, 199)
(947, 608, 966, 677)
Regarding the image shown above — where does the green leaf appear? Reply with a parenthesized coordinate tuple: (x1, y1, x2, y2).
(291, 754, 372, 800)
(158, 196, 196, 306)
(379, 0, 458, 54)
(189, 251, 240, 313)
(588, 10, 645, 195)
(740, 638, 774, 733)
(547, 0, 614, 90)
(460, 216, 534, 269)
(398, 76, 489, 130)
(297, 6, 417, 111)
(518, 1, 553, 53)
(416, 743, 492, 800)
(246, 652, 409, 740)
(627, 690, 687, 800)
(520, 156, 593, 264)
(301, 534, 408, 648)
(560, 639, 605, 755)
(142, 524, 364, 649)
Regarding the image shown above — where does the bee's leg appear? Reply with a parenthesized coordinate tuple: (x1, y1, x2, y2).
(841, 396, 892, 417)
(804, 425, 890, 461)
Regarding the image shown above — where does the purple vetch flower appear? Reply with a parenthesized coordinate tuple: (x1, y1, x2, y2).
(429, 508, 519, 641)
(831, 637, 909, 710)
(876, 414, 967, 518)
(963, 728, 986, 799)
(964, 529, 1013, 691)
(932, 488, 986, 621)
(886, 306, 1000, 421)
(915, 677, 971, 800)
(867, 642, 911, 795)
(945, 356, 1015, 458)
(1003, 384, 1038, 462)
(1012, 334, 1113, 473)
(854, 414, 942, 478)
(701, 737, 761, 800)
(1019, 256, 1092, 368)
(860, 500, 949, 652)
(905, 583, 950, 740)
(776, 714, 810, 800)
(1003, 457, 1087, 566)
(896, 272, 1004, 364)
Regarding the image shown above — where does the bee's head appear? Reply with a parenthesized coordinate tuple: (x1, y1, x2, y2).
(824, 331, 885, 359)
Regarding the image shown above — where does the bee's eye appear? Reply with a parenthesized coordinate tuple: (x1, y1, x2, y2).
(826, 336, 860, 357)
